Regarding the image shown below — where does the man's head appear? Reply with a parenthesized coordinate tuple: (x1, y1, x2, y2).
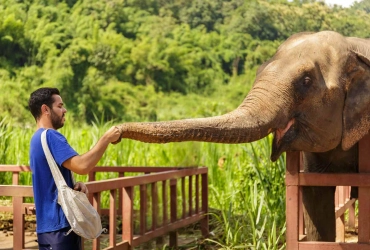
(28, 87, 67, 129)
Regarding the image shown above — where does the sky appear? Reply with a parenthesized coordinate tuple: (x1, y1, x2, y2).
(324, 0, 358, 7)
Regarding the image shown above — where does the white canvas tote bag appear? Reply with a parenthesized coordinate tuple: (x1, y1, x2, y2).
(41, 129, 103, 239)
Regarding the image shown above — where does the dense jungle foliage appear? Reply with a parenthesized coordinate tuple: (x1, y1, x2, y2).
(1, 0, 369, 126)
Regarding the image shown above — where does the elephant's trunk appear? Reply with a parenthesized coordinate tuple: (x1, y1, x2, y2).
(118, 88, 284, 144)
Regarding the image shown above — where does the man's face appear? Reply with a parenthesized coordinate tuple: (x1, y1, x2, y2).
(50, 95, 67, 130)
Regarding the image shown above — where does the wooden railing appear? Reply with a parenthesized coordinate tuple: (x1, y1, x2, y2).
(285, 134, 370, 249)
(0, 165, 208, 250)
(290, 162, 356, 244)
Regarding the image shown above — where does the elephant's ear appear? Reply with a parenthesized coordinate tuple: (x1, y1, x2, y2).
(342, 50, 370, 150)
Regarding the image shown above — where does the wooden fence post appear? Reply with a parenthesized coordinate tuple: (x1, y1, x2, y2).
(286, 151, 300, 249)
(13, 196, 24, 250)
(201, 173, 209, 237)
(109, 189, 117, 248)
(140, 184, 147, 235)
(358, 134, 370, 243)
(92, 192, 101, 250)
(169, 179, 178, 249)
(122, 186, 133, 249)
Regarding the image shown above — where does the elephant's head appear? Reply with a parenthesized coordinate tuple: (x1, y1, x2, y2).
(118, 31, 370, 161)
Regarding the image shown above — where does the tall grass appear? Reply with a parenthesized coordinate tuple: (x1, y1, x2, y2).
(202, 138, 286, 250)
(0, 117, 286, 249)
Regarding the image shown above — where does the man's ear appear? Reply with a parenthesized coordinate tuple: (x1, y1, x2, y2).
(342, 50, 370, 150)
(41, 104, 49, 115)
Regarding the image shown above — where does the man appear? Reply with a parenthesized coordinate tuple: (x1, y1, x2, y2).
(28, 87, 122, 249)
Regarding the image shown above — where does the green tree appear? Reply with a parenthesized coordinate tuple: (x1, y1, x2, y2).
(177, 0, 224, 31)
(0, 2, 29, 67)
(352, 0, 370, 13)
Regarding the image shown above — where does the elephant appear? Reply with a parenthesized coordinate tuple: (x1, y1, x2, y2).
(116, 31, 370, 242)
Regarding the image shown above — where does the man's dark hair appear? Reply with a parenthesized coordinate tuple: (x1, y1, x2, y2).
(28, 87, 60, 120)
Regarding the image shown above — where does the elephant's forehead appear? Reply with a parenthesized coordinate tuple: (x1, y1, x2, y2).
(285, 37, 307, 49)
(282, 32, 345, 54)
(284, 37, 323, 53)
(284, 38, 343, 67)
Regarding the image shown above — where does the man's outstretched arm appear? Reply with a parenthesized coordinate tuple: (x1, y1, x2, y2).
(63, 126, 122, 175)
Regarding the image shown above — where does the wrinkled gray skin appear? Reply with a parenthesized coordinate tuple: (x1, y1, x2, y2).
(118, 31, 370, 241)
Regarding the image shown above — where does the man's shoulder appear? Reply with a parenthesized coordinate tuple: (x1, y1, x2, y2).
(30, 128, 44, 145)
(46, 129, 65, 138)
(31, 128, 67, 146)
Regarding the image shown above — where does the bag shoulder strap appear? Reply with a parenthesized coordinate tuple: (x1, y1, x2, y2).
(41, 129, 68, 188)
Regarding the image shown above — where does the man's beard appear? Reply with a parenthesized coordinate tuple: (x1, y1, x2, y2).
(50, 110, 64, 129)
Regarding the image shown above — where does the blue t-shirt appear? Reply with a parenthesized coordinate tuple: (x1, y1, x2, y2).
(30, 128, 78, 233)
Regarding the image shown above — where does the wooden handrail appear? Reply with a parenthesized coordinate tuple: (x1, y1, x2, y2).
(286, 172, 370, 186)
(85, 168, 208, 192)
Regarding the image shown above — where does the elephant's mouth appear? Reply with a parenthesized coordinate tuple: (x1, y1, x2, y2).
(271, 119, 296, 161)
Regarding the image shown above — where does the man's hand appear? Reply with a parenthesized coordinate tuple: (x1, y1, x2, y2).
(110, 125, 123, 144)
(74, 182, 88, 195)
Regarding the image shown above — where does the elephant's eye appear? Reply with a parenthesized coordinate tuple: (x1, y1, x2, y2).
(303, 76, 311, 86)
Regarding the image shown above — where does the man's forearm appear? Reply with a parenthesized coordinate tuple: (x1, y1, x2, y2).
(64, 137, 110, 175)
